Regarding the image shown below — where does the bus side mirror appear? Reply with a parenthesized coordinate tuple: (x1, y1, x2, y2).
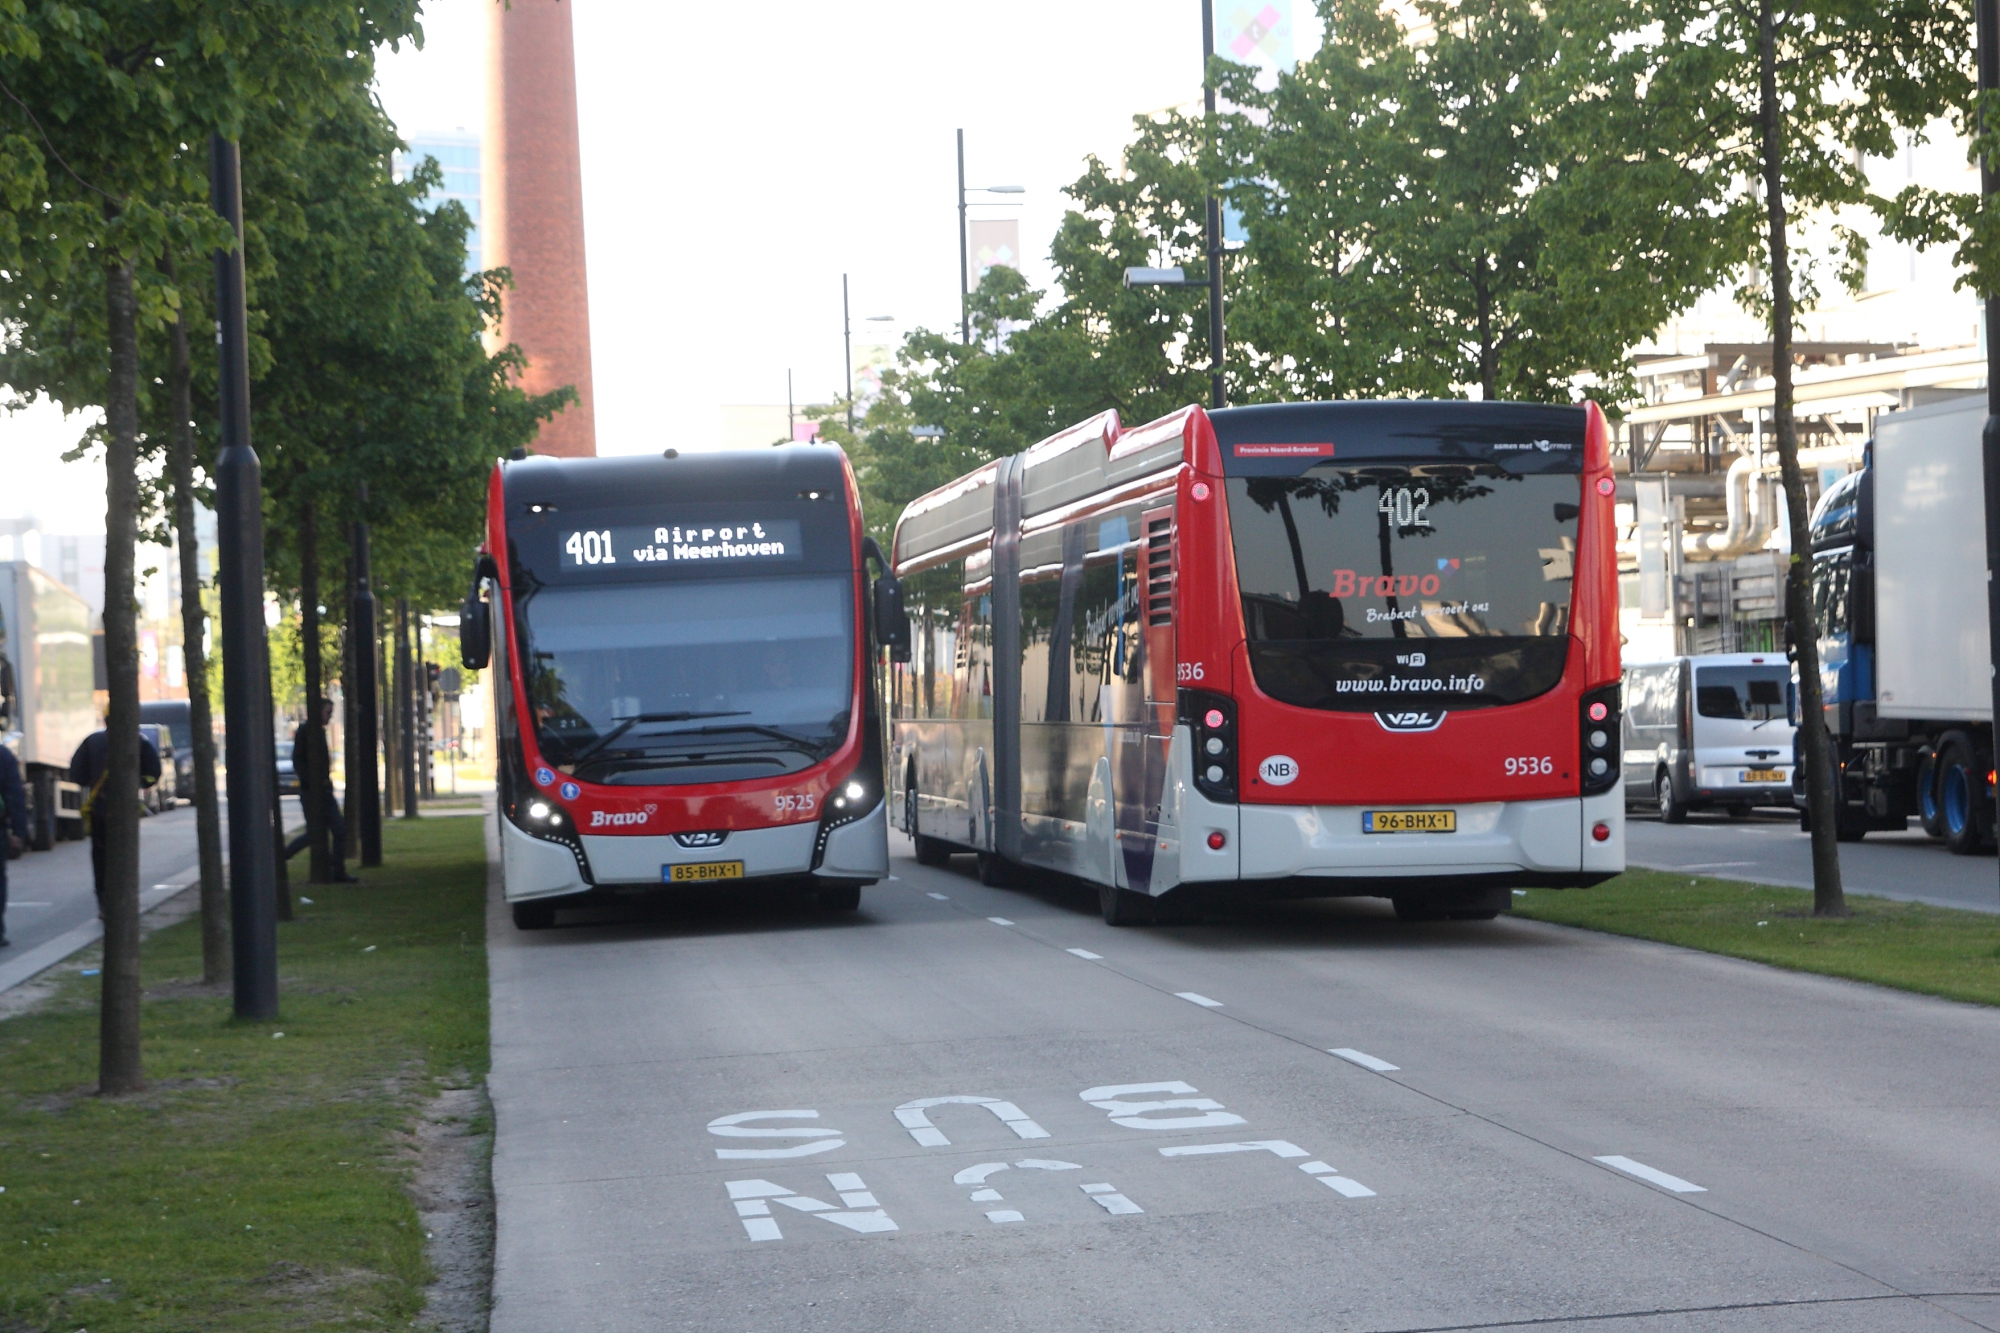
(461, 585, 491, 670)
(874, 575, 910, 662)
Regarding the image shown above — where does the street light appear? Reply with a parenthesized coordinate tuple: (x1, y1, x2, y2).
(841, 276, 896, 433)
(1124, 267, 1195, 288)
(956, 129, 1025, 344)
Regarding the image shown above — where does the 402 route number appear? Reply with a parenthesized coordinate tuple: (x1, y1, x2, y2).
(1176, 663, 1206, 682)
(775, 793, 818, 814)
(1504, 756, 1553, 776)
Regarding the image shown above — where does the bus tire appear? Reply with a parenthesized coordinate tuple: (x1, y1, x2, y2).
(976, 852, 1014, 887)
(817, 884, 861, 911)
(1099, 881, 1153, 926)
(511, 901, 556, 931)
(907, 784, 952, 865)
(1938, 737, 1990, 856)
(1655, 771, 1687, 824)
(1446, 910, 1500, 921)
(1916, 749, 1945, 839)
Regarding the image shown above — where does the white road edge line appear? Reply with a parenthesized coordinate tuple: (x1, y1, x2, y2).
(926, 892, 949, 900)
(987, 917, 1015, 926)
(1175, 991, 1223, 1008)
(1066, 948, 1103, 960)
(1594, 1155, 1707, 1193)
(1328, 1047, 1400, 1072)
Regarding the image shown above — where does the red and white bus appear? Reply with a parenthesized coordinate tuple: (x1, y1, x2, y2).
(887, 400, 1622, 924)
(463, 446, 904, 929)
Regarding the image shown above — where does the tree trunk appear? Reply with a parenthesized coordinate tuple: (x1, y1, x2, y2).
(299, 498, 330, 882)
(399, 596, 418, 819)
(343, 543, 360, 865)
(1474, 255, 1497, 401)
(267, 659, 292, 921)
(99, 257, 145, 1096)
(1757, 0, 1846, 917)
(165, 273, 229, 984)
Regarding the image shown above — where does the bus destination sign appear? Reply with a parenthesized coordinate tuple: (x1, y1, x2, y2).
(560, 518, 805, 570)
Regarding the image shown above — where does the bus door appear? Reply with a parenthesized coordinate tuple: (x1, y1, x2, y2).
(1108, 508, 1172, 894)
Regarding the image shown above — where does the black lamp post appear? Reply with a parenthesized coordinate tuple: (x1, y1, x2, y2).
(1978, 0, 2000, 905)
(209, 136, 278, 1020)
(954, 130, 1024, 345)
(351, 487, 382, 866)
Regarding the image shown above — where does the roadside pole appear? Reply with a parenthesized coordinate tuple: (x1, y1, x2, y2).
(1201, 0, 1225, 410)
(351, 491, 382, 866)
(1980, 0, 2000, 903)
(209, 136, 278, 1020)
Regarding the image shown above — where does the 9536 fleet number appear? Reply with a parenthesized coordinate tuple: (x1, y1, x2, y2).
(1504, 756, 1554, 776)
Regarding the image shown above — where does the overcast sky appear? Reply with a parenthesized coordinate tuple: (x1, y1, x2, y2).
(374, 0, 1320, 454)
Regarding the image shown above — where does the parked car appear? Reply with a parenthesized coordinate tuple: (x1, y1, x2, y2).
(1623, 653, 1796, 822)
(275, 739, 300, 794)
(137, 700, 197, 800)
(137, 723, 178, 813)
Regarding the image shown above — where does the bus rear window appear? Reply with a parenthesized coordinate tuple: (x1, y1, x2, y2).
(1695, 666, 1789, 721)
(1226, 464, 1579, 711)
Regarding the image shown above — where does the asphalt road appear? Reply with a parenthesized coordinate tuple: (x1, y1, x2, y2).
(1626, 807, 2000, 915)
(486, 822, 2000, 1332)
(0, 796, 306, 969)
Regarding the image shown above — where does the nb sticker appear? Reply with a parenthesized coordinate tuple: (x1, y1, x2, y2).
(1258, 756, 1299, 786)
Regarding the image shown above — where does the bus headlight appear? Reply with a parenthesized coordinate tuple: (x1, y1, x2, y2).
(529, 801, 550, 819)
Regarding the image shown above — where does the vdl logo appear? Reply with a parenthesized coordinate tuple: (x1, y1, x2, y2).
(1375, 711, 1448, 733)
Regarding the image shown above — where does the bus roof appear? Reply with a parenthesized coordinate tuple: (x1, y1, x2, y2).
(500, 445, 851, 511)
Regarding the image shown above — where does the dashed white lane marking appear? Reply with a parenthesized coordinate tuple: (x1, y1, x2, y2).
(1664, 861, 1757, 871)
(987, 916, 1015, 926)
(985, 1209, 1025, 1223)
(1175, 991, 1223, 1008)
(1329, 1047, 1399, 1072)
(1595, 1155, 1707, 1193)
(1066, 948, 1103, 960)
(1300, 1160, 1377, 1197)
(927, 892, 949, 900)
(1160, 1139, 1306, 1159)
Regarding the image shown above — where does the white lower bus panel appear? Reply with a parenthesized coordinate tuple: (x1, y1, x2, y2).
(502, 814, 883, 902)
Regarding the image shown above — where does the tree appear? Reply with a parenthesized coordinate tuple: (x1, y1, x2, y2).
(1218, 0, 1748, 405)
(0, 0, 422, 1091)
(1651, 0, 1972, 915)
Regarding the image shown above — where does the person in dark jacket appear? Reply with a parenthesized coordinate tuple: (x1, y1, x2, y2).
(67, 725, 162, 914)
(284, 698, 356, 881)
(0, 746, 29, 947)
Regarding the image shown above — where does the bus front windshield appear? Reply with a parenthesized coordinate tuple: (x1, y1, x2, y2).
(1226, 463, 1579, 711)
(516, 575, 854, 785)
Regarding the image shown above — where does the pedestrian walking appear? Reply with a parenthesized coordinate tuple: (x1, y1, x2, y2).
(67, 722, 162, 916)
(0, 745, 28, 947)
(285, 698, 356, 881)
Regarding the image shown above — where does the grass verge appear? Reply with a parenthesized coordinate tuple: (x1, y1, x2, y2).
(0, 815, 489, 1331)
(1514, 868, 2000, 1007)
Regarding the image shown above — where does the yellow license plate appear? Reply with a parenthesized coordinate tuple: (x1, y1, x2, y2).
(1363, 809, 1456, 834)
(1742, 769, 1785, 784)
(667, 861, 745, 882)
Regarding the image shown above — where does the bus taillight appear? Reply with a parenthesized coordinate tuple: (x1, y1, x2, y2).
(1581, 684, 1620, 795)
(1180, 690, 1237, 802)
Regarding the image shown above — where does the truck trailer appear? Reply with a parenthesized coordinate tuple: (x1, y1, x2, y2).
(0, 560, 95, 847)
(1799, 395, 1993, 850)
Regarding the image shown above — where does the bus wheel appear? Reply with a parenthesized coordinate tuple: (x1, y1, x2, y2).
(1655, 771, 1687, 824)
(1917, 750, 1945, 839)
(511, 901, 556, 931)
(1099, 881, 1153, 926)
(1938, 739, 1990, 856)
(817, 884, 861, 911)
(908, 785, 951, 865)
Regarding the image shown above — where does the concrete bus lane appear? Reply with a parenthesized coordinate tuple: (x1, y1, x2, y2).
(485, 822, 2000, 1332)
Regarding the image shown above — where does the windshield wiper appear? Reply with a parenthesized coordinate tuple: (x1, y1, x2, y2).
(565, 710, 750, 764)
(647, 722, 837, 751)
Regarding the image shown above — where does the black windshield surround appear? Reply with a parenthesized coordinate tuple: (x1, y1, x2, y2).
(1215, 402, 1586, 714)
(502, 449, 859, 785)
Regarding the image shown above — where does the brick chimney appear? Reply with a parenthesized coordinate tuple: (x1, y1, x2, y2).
(485, 0, 596, 457)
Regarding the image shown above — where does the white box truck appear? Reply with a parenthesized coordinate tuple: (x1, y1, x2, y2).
(1801, 394, 1994, 850)
(0, 560, 95, 847)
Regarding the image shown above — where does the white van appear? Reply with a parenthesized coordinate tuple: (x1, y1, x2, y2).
(1622, 653, 1795, 821)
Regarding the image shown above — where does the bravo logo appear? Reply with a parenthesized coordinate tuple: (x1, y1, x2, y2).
(1330, 560, 1457, 599)
(589, 804, 659, 829)
(1258, 755, 1300, 786)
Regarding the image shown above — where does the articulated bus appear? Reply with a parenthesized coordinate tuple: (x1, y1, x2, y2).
(463, 447, 900, 929)
(887, 400, 1623, 925)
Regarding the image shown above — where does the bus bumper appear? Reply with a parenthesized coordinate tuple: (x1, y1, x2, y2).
(1218, 786, 1623, 885)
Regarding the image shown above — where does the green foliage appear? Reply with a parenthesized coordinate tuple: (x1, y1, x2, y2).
(1222, 0, 1750, 404)
(1880, 88, 2000, 300)
(0, 816, 490, 1330)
